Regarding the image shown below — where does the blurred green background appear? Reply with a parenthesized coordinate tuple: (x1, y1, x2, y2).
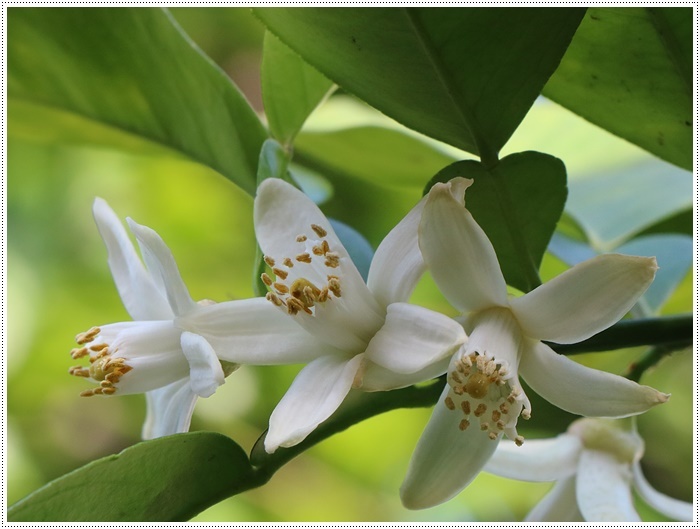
(7, 8, 693, 521)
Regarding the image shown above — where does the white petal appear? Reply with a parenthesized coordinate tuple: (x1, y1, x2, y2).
(97, 321, 190, 394)
(126, 218, 197, 317)
(179, 297, 333, 365)
(510, 254, 658, 343)
(359, 357, 449, 391)
(484, 434, 582, 482)
(365, 302, 466, 374)
(141, 379, 198, 440)
(633, 462, 693, 521)
(180, 332, 225, 398)
(520, 340, 669, 417)
(419, 178, 508, 313)
(264, 353, 364, 453)
(92, 198, 172, 320)
(524, 476, 584, 522)
(576, 449, 641, 522)
(367, 194, 426, 308)
(254, 178, 384, 345)
(400, 384, 499, 509)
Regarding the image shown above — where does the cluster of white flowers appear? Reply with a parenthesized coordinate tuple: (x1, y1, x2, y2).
(68, 177, 689, 521)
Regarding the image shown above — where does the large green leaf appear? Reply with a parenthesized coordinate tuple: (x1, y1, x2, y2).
(8, 8, 267, 194)
(262, 31, 334, 146)
(566, 159, 692, 251)
(426, 152, 568, 292)
(8, 432, 260, 522)
(255, 8, 585, 161)
(543, 7, 692, 170)
(295, 126, 457, 190)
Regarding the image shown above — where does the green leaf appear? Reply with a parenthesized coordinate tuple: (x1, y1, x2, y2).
(255, 8, 585, 160)
(543, 8, 692, 170)
(8, 8, 267, 194)
(426, 152, 568, 292)
(296, 126, 457, 190)
(262, 31, 334, 146)
(8, 432, 260, 522)
(566, 159, 692, 251)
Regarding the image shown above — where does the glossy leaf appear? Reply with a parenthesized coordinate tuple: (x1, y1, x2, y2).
(566, 159, 692, 251)
(255, 8, 585, 160)
(262, 31, 334, 146)
(543, 7, 692, 170)
(296, 126, 457, 190)
(8, 8, 267, 194)
(8, 432, 259, 522)
(426, 152, 568, 292)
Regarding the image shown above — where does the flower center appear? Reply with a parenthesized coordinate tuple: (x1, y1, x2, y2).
(261, 223, 342, 316)
(443, 349, 528, 446)
(68, 326, 132, 396)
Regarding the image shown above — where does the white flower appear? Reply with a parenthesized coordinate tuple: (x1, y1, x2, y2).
(400, 177, 669, 509)
(70, 199, 307, 439)
(484, 417, 693, 522)
(252, 178, 468, 453)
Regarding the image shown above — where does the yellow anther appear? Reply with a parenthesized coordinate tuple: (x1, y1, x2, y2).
(488, 432, 498, 440)
(266, 292, 283, 307)
(492, 410, 501, 422)
(296, 253, 312, 263)
(496, 420, 505, 430)
(296, 235, 307, 242)
(290, 278, 321, 308)
(273, 282, 289, 294)
(515, 436, 525, 446)
(311, 224, 327, 237)
(100, 380, 113, 388)
(328, 277, 341, 297)
(318, 288, 329, 303)
(480, 423, 489, 431)
(521, 409, 531, 420)
(70, 347, 89, 359)
(461, 400, 471, 415)
(102, 387, 116, 395)
(80, 389, 96, 397)
(264, 256, 276, 267)
(312, 245, 325, 256)
(76, 326, 100, 345)
(444, 396, 456, 410)
(89, 343, 109, 352)
(499, 402, 510, 414)
(283, 258, 294, 268)
(261, 273, 273, 286)
(459, 419, 470, 431)
(321, 240, 330, 254)
(272, 268, 288, 280)
(474, 403, 487, 417)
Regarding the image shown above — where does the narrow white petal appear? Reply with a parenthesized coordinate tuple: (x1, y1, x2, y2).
(126, 218, 197, 317)
(264, 353, 364, 453)
(633, 462, 693, 521)
(360, 357, 449, 391)
(365, 302, 466, 374)
(419, 179, 508, 313)
(524, 476, 584, 522)
(520, 341, 669, 417)
(484, 434, 582, 482)
(400, 384, 499, 509)
(92, 198, 172, 320)
(367, 193, 427, 308)
(254, 178, 384, 343)
(142, 379, 198, 440)
(180, 332, 225, 398)
(510, 254, 658, 343)
(179, 298, 333, 365)
(577, 450, 641, 522)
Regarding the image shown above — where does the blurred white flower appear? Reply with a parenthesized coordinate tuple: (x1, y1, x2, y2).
(485, 417, 692, 522)
(400, 177, 668, 509)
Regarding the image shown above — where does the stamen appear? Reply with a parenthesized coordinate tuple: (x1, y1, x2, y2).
(283, 258, 294, 268)
(311, 224, 327, 237)
(459, 419, 470, 431)
(474, 403, 487, 417)
(515, 436, 524, 447)
(321, 240, 330, 254)
(76, 326, 100, 345)
(296, 253, 312, 263)
(444, 396, 456, 410)
(273, 283, 289, 294)
(261, 273, 273, 286)
(328, 276, 341, 297)
(461, 400, 471, 415)
(80, 389, 96, 397)
(272, 268, 288, 280)
(264, 256, 276, 267)
(89, 343, 108, 352)
(266, 292, 283, 307)
(70, 347, 88, 359)
(312, 245, 325, 256)
(296, 235, 307, 243)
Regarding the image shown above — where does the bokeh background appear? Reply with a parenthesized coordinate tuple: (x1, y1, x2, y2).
(7, 8, 693, 521)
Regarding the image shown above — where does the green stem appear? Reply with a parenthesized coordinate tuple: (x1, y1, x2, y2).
(624, 345, 685, 383)
(549, 315, 692, 355)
